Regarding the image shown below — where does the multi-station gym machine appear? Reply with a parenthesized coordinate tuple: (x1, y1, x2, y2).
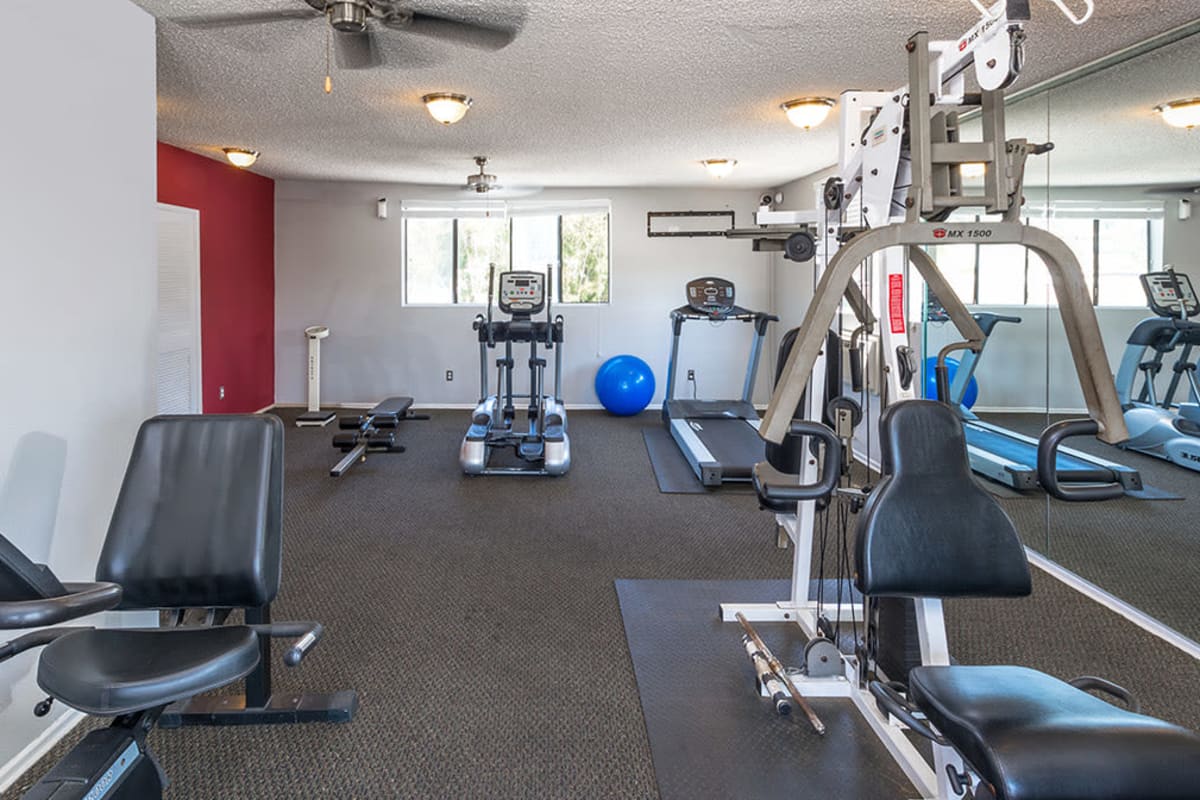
(711, 2, 1175, 798)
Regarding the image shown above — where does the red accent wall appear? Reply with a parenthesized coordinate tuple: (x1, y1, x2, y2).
(157, 142, 275, 413)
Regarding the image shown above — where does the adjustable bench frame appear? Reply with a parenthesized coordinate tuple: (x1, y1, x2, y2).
(330, 396, 429, 478)
(158, 604, 358, 728)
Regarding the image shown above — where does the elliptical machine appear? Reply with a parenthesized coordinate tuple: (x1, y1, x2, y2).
(1115, 269, 1200, 471)
(460, 265, 570, 476)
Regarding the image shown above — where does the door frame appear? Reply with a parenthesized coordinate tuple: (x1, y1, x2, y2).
(156, 202, 203, 413)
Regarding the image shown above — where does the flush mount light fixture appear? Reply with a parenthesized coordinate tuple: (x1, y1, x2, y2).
(1155, 98, 1200, 129)
(959, 162, 987, 179)
(222, 148, 259, 168)
(422, 93, 473, 125)
(781, 97, 836, 130)
(702, 159, 737, 179)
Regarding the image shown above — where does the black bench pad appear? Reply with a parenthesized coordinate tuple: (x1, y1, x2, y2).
(371, 396, 413, 418)
(909, 665, 1200, 800)
(39, 626, 260, 715)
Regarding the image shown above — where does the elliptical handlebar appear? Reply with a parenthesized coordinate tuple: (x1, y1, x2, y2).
(485, 263, 496, 347)
(544, 264, 554, 346)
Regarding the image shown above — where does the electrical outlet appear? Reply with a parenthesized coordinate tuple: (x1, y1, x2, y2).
(445, 370, 454, 382)
(687, 369, 695, 381)
(219, 385, 226, 400)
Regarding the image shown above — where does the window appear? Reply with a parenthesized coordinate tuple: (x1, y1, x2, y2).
(403, 203, 610, 305)
(916, 203, 1164, 308)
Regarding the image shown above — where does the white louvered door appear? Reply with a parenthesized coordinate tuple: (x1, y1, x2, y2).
(156, 204, 202, 414)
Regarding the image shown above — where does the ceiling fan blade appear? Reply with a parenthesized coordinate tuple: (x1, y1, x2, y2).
(335, 29, 383, 69)
(169, 8, 321, 29)
(403, 11, 519, 51)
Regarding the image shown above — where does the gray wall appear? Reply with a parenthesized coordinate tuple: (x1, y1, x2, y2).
(0, 0, 157, 783)
(275, 182, 779, 407)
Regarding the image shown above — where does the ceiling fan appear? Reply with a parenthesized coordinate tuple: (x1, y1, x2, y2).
(169, 1, 521, 70)
(461, 157, 540, 198)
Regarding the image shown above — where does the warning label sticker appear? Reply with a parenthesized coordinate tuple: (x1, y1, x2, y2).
(889, 274, 905, 334)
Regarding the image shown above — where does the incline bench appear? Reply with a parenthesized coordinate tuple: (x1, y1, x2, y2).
(330, 396, 428, 477)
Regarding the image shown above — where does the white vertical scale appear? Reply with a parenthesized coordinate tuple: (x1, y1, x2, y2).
(156, 204, 202, 414)
(295, 326, 336, 426)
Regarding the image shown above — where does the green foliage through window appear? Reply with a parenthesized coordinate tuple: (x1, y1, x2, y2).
(404, 208, 610, 305)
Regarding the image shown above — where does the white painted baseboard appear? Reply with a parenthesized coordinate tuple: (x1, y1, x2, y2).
(973, 405, 1089, 415)
(0, 710, 84, 794)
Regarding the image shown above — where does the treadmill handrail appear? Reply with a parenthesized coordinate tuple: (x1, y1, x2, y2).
(670, 307, 779, 323)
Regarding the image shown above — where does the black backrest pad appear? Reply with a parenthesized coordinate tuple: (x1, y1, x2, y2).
(98, 415, 284, 609)
(767, 329, 843, 472)
(0, 532, 68, 601)
(855, 401, 1032, 598)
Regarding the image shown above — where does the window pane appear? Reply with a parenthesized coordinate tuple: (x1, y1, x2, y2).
(457, 217, 510, 304)
(1043, 217, 1095, 302)
(924, 243, 976, 305)
(977, 245, 1027, 305)
(561, 212, 610, 303)
(405, 218, 453, 304)
(1097, 218, 1148, 307)
(512, 215, 558, 273)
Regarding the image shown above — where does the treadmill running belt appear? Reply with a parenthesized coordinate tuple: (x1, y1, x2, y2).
(965, 425, 1099, 473)
(690, 418, 764, 478)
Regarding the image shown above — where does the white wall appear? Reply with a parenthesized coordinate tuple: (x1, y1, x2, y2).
(275, 182, 780, 407)
(0, 0, 156, 784)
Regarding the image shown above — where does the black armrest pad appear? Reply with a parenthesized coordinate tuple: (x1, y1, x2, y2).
(0, 582, 122, 629)
(0, 532, 68, 599)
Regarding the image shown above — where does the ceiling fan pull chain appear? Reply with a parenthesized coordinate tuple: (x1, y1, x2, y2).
(324, 19, 333, 93)
(324, 1, 333, 92)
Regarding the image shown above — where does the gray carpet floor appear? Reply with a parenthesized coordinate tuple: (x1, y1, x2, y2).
(981, 412, 1200, 641)
(4, 408, 1199, 799)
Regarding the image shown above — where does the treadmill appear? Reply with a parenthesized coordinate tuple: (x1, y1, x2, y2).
(943, 312, 1143, 494)
(662, 277, 778, 486)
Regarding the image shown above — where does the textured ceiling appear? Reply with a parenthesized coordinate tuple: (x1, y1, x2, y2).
(134, 0, 1200, 189)
(1005, 33, 1200, 189)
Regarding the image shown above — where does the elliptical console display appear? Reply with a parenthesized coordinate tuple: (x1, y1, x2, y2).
(1141, 271, 1199, 319)
(499, 272, 546, 316)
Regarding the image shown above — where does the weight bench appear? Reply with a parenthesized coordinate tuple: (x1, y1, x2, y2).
(0, 415, 355, 799)
(857, 400, 1200, 800)
(330, 396, 429, 477)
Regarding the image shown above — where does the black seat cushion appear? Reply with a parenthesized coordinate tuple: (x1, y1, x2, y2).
(855, 401, 1032, 598)
(98, 415, 284, 610)
(37, 626, 260, 715)
(910, 665, 1200, 800)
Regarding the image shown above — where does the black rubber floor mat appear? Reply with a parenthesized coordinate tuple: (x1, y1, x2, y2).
(615, 578, 916, 800)
(641, 428, 753, 494)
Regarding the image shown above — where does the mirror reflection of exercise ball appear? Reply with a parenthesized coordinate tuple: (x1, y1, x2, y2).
(923, 356, 979, 408)
(595, 355, 656, 416)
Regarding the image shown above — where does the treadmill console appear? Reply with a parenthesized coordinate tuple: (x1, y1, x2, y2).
(1141, 271, 1199, 319)
(498, 271, 546, 316)
(686, 277, 736, 317)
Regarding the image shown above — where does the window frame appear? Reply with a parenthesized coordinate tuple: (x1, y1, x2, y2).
(401, 202, 612, 308)
(918, 206, 1163, 310)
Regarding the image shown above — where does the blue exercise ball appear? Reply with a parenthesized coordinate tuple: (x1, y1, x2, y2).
(595, 355, 656, 416)
(923, 356, 979, 408)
